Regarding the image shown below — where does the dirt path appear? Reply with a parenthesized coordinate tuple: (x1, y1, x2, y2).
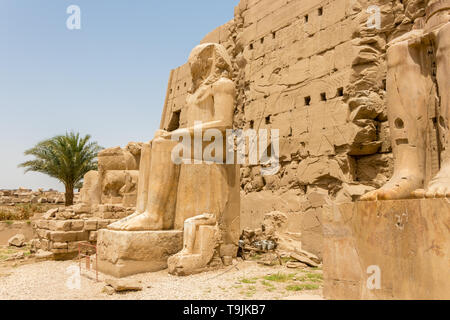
(0, 259, 324, 300)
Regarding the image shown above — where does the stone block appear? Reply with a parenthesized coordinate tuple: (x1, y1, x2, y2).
(52, 242, 68, 249)
(48, 220, 71, 232)
(50, 231, 89, 242)
(323, 199, 450, 300)
(84, 220, 98, 231)
(97, 229, 183, 278)
(36, 228, 51, 240)
(71, 220, 84, 231)
(36, 220, 49, 230)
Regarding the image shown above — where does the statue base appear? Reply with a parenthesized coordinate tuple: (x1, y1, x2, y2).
(323, 199, 450, 300)
(97, 229, 183, 278)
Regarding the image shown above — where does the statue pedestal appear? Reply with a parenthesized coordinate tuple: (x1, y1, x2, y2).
(323, 199, 450, 300)
(97, 229, 183, 278)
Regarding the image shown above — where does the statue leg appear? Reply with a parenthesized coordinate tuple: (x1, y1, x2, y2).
(420, 22, 450, 197)
(107, 142, 152, 229)
(362, 40, 428, 200)
(110, 137, 179, 231)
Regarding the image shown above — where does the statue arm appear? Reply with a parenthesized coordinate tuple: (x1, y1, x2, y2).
(161, 78, 235, 138)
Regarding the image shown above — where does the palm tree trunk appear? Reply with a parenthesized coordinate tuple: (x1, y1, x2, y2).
(65, 184, 74, 206)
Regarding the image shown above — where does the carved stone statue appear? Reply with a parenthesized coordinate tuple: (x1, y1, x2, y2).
(362, 0, 450, 200)
(102, 43, 240, 276)
(79, 142, 143, 208)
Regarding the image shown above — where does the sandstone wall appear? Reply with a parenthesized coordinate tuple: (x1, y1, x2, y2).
(159, 0, 429, 257)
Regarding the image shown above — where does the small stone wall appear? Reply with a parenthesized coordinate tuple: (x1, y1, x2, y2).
(31, 204, 133, 260)
(0, 188, 77, 205)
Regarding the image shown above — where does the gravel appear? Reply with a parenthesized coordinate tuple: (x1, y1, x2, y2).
(0, 260, 323, 300)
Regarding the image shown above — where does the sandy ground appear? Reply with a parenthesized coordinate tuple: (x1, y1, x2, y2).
(0, 259, 324, 300)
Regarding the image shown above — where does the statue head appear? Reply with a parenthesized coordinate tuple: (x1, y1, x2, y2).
(188, 43, 232, 92)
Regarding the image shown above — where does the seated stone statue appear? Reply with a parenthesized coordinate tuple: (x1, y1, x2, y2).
(362, 0, 450, 200)
(107, 43, 240, 274)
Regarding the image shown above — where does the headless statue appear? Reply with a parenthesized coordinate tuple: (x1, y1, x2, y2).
(108, 42, 236, 261)
(362, 0, 450, 200)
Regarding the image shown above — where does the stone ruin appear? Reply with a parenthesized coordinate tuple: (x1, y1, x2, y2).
(157, 0, 449, 299)
(31, 143, 142, 260)
(28, 0, 449, 299)
(0, 188, 70, 205)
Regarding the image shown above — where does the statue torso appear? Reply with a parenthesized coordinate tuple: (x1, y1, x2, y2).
(185, 83, 215, 127)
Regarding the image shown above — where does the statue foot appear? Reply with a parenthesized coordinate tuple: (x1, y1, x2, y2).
(108, 211, 141, 230)
(413, 167, 450, 198)
(108, 211, 163, 231)
(177, 248, 191, 256)
(360, 173, 423, 201)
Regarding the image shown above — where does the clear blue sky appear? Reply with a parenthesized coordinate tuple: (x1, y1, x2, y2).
(0, 0, 238, 191)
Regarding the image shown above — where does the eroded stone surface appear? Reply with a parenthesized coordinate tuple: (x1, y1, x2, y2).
(97, 229, 183, 278)
(323, 199, 450, 300)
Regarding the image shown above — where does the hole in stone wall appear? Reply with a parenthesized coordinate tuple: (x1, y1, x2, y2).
(170, 89, 173, 94)
(396, 138, 409, 145)
(318, 7, 323, 16)
(272, 32, 276, 39)
(250, 120, 254, 129)
(249, 43, 254, 50)
(167, 110, 181, 132)
(265, 115, 271, 124)
(304, 96, 311, 106)
(184, 82, 187, 87)
(260, 37, 264, 44)
(320, 92, 327, 101)
(395, 118, 404, 129)
(304, 14, 309, 23)
(382, 79, 387, 90)
(337, 87, 344, 97)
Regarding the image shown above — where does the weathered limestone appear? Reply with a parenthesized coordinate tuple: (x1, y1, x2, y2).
(323, 199, 450, 299)
(97, 230, 183, 278)
(0, 188, 70, 205)
(161, 0, 424, 253)
(167, 225, 218, 276)
(79, 142, 143, 209)
(362, 0, 450, 200)
(32, 217, 116, 260)
(97, 43, 240, 277)
(322, 0, 450, 300)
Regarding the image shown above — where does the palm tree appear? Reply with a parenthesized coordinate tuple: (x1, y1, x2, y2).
(19, 132, 102, 206)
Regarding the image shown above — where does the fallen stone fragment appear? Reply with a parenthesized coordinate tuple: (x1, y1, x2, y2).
(35, 249, 53, 260)
(6, 252, 25, 261)
(290, 253, 319, 268)
(298, 249, 321, 264)
(8, 234, 25, 247)
(105, 278, 143, 292)
(286, 261, 307, 269)
(102, 285, 115, 295)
